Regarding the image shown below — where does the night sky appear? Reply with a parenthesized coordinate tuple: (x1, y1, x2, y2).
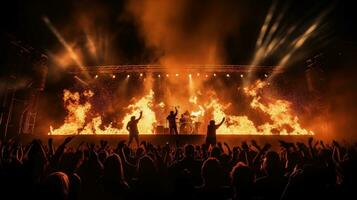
(1, 0, 356, 67)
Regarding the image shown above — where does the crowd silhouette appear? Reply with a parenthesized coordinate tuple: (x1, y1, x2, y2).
(0, 137, 356, 200)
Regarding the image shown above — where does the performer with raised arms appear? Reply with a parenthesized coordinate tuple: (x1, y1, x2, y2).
(126, 111, 142, 147)
(167, 107, 179, 135)
(206, 117, 225, 146)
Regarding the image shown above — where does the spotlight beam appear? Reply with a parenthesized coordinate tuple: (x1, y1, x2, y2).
(43, 16, 90, 80)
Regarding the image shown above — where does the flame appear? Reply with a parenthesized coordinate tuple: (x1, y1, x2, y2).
(244, 80, 313, 135)
(189, 96, 198, 104)
(191, 105, 205, 118)
(158, 101, 165, 108)
(188, 80, 313, 135)
(205, 98, 258, 134)
(120, 90, 157, 134)
(49, 80, 313, 135)
(49, 90, 92, 135)
(50, 90, 157, 135)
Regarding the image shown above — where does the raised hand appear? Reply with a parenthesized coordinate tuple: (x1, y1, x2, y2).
(117, 140, 126, 149)
(77, 141, 85, 151)
(308, 137, 314, 145)
(233, 146, 239, 154)
(262, 143, 271, 152)
(319, 140, 326, 149)
(279, 140, 289, 149)
(89, 142, 95, 150)
(63, 136, 74, 145)
(251, 140, 259, 148)
(296, 142, 307, 150)
(242, 141, 249, 151)
(332, 140, 340, 148)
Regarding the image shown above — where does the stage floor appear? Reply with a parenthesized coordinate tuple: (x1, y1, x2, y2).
(21, 134, 312, 148)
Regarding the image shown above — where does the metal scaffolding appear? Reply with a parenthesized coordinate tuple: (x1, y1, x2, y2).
(68, 64, 283, 74)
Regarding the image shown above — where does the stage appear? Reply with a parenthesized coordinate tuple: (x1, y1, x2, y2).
(21, 134, 312, 149)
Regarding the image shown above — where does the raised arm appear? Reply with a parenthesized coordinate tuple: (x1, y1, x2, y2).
(215, 117, 225, 129)
(174, 107, 178, 116)
(136, 111, 143, 121)
(224, 142, 232, 156)
(126, 122, 130, 131)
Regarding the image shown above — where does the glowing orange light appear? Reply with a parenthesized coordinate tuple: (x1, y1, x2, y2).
(49, 80, 313, 136)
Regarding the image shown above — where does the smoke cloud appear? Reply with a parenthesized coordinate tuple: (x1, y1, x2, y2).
(126, 0, 242, 67)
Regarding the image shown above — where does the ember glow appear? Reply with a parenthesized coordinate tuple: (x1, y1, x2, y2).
(49, 79, 313, 135)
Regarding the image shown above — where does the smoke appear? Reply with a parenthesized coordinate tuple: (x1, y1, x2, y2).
(125, 0, 244, 120)
(317, 63, 357, 141)
(126, 0, 241, 67)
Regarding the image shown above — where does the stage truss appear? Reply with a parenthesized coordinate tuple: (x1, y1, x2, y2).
(68, 64, 283, 74)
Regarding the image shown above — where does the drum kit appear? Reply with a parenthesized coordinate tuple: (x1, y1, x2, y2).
(179, 113, 201, 134)
(155, 110, 202, 134)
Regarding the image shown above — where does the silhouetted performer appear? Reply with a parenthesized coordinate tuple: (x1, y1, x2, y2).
(167, 107, 178, 135)
(127, 111, 142, 147)
(206, 117, 225, 146)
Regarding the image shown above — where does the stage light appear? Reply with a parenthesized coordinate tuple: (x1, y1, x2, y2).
(226, 74, 230, 77)
(127, 74, 130, 78)
(175, 73, 179, 77)
(189, 74, 192, 78)
(112, 75, 116, 79)
(94, 75, 98, 79)
(140, 73, 143, 77)
(205, 74, 208, 78)
(197, 73, 200, 76)
(158, 74, 161, 78)
(213, 73, 217, 77)
(240, 74, 244, 78)
(264, 73, 268, 78)
(166, 74, 169, 77)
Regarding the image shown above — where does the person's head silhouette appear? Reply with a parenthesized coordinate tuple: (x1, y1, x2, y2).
(104, 154, 125, 182)
(131, 116, 135, 121)
(184, 144, 195, 158)
(170, 111, 174, 115)
(201, 158, 223, 188)
(210, 120, 215, 126)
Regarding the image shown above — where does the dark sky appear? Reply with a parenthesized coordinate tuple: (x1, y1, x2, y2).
(1, 0, 356, 67)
